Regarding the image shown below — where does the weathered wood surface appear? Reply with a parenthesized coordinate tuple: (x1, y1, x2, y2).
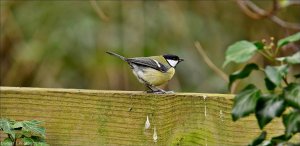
(0, 87, 298, 146)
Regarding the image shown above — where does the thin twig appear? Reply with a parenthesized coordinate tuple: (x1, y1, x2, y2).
(90, 0, 109, 22)
(236, 0, 261, 19)
(270, 16, 300, 30)
(230, 81, 240, 94)
(194, 41, 228, 83)
(258, 50, 274, 62)
(237, 0, 300, 30)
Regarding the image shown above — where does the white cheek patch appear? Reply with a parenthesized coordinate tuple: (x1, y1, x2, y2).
(153, 59, 161, 68)
(167, 59, 178, 67)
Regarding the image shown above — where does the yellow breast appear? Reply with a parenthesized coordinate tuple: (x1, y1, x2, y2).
(141, 68, 175, 86)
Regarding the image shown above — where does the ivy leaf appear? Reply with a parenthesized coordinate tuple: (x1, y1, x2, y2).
(265, 65, 289, 86)
(223, 40, 258, 67)
(0, 138, 13, 146)
(229, 63, 259, 89)
(283, 110, 300, 137)
(270, 134, 291, 144)
(264, 77, 276, 91)
(276, 51, 300, 64)
(277, 32, 300, 48)
(284, 83, 300, 109)
(254, 41, 264, 50)
(255, 96, 285, 129)
(22, 120, 45, 138)
(248, 131, 266, 146)
(22, 137, 34, 146)
(0, 119, 15, 140)
(232, 84, 261, 121)
(12, 121, 23, 129)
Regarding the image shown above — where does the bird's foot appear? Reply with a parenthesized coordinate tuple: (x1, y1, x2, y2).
(164, 90, 174, 94)
(146, 89, 174, 94)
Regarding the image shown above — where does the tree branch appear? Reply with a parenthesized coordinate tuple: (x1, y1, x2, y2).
(194, 41, 228, 83)
(90, 0, 109, 22)
(236, 0, 300, 30)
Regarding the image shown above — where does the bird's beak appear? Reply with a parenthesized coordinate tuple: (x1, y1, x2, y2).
(179, 58, 184, 62)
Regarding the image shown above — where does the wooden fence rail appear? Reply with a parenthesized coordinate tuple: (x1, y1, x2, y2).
(0, 87, 297, 145)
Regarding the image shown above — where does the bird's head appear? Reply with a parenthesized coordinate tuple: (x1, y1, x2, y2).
(163, 54, 184, 67)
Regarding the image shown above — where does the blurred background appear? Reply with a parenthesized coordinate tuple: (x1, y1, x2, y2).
(1, 0, 299, 93)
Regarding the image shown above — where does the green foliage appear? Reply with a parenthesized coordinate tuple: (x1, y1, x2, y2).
(264, 77, 276, 91)
(276, 52, 300, 64)
(0, 119, 15, 140)
(254, 42, 265, 50)
(0, 119, 48, 146)
(277, 32, 300, 48)
(284, 83, 300, 109)
(283, 111, 300, 137)
(232, 84, 261, 121)
(223, 40, 258, 67)
(255, 96, 285, 129)
(265, 65, 289, 86)
(225, 32, 300, 145)
(248, 131, 266, 146)
(1, 138, 13, 146)
(229, 63, 259, 89)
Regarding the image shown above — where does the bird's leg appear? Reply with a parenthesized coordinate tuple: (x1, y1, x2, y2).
(154, 88, 166, 94)
(145, 84, 160, 93)
(145, 84, 171, 94)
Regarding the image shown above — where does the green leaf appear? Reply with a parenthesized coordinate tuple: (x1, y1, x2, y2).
(0, 138, 13, 146)
(270, 134, 291, 144)
(284, 83, 300, 109)
(277, 32, 300, 48)
(276, 51, 300, 64)
(248, 131, 266, 146)
(255, 96, 285, 129)
(264, 77, 276, 91)
(223, 40, 258, 67)
(0, 119, 15, 140)
(232, 84, 261, 121)
(265, 65, 289, 86)
(283, 110, 300, 137)
(22, 120, 45, 138)
(229, 63, 259, 89)
(22, 137, 34, 146)
(31, 136, 46, 142)
(254, 41, 264, 50)
(21, 130, 32, 137)
(12, 121, 23, 129)
(0, 119, 12, 132)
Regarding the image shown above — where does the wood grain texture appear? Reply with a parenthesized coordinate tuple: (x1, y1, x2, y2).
(0, 87, 298, 146)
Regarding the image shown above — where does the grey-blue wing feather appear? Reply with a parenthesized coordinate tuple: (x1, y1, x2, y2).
(126, 57, 169, 73)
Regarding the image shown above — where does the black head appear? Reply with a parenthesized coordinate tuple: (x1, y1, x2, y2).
(163, 54, 184, 67)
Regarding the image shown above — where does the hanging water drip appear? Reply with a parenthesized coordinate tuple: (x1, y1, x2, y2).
(203, 95, 207, 118)
(153, 126, 158, 142)
(145, 115, 150, 130)
(203, 95, 207, 100)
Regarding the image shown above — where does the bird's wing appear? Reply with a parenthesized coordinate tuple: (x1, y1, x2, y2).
(126, 57, 169, 73)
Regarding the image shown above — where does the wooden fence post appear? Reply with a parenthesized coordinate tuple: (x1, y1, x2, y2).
(0, 87, 298, 145)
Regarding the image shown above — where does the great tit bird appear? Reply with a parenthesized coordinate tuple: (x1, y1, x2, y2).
(106, 51, 184, 94)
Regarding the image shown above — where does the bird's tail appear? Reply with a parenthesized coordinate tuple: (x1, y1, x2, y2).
(106, 51, 126, 61)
